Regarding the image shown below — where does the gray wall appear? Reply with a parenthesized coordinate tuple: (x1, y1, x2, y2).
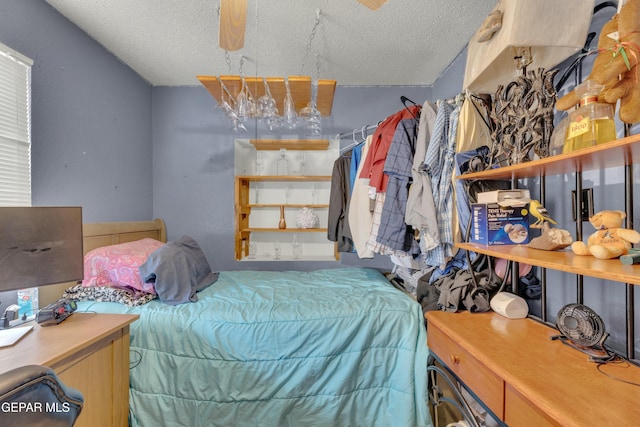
(0, 0, 153, 222)
(0, 0, 153, 312)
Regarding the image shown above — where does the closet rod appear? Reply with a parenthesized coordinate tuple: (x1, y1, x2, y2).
(335, 123, 379, 141)
(336, 123, 379, 155)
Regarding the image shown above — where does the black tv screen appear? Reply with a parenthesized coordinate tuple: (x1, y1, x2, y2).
(0, 207, 83, 293)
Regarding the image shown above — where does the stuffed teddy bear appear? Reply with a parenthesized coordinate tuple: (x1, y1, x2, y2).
(571, 210, 640, 259)
(557, 0, 640, 124)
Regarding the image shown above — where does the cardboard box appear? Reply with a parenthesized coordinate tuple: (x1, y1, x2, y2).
(476, 189, 530, 207)
(471, 190, 531, 245)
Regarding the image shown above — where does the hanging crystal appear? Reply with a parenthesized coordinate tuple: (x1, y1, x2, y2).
(283, 78, 298, 129)
(291, 234, 302, 259)
(300, 54, 322, 136)
(217, 77, 247, 133)
(277, 148, 289, 175)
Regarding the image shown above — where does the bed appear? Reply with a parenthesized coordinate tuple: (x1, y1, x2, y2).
(73, 219, 432, 427)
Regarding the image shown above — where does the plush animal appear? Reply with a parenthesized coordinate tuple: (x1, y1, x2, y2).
(556, 0, 640, 124)
(571, 210, 640, 259)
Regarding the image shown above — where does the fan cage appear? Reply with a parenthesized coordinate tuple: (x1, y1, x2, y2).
(556, 303, 606, 348)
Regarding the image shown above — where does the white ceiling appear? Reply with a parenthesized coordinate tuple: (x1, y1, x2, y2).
(44, 0, 498, 87)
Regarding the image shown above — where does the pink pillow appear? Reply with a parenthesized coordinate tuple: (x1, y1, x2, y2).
(82, 238, 165, 294)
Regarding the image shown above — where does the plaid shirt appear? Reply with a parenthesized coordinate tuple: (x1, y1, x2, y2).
(422, 100, 460, 267)
(377, 117, 418, 252)
(366, 193, 409, 257)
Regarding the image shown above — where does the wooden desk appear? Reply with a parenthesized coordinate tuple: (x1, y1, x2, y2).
(0, 313, 138, 427)
(426, 311, 640, 427)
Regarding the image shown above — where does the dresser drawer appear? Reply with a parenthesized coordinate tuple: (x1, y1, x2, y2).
(428, 321, 504, 418)
(505, 384, 559, 427)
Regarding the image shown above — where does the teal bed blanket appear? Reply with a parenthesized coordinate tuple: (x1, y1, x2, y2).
(76, 267, 431, 427)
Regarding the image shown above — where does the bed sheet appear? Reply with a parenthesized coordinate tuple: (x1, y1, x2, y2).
(76, 267, 432, 427)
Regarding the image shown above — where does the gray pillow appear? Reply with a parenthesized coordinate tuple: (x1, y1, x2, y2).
(139, 235, 218, 305)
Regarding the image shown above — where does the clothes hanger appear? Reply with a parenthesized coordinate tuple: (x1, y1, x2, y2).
(554, 32, 596, 92)
(400, 95, 417, 107)
(554, 1, 617, 92)
(400, 96, 420, 120)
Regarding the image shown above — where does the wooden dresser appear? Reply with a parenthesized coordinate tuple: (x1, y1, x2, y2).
(426, 310, 640, 427)
(0, 313, 138, 427)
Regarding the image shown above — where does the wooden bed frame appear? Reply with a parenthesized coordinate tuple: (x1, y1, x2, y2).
(82, 218, 167, 254)
(39, 218, 168, 306)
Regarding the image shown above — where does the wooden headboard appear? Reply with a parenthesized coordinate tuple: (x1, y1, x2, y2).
(82, 218, 167, 254)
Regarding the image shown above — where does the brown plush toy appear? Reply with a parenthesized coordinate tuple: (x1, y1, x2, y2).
(557, 0, 640, 124)
(571, 210, 640, 259)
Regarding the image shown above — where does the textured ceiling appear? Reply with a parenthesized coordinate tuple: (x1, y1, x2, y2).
(44, 0, 498, 87)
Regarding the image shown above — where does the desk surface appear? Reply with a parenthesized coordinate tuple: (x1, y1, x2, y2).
(427, 311, 640, 427)
(0, 313, 139, 375)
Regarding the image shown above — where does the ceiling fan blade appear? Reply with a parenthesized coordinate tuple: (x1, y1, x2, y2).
(357, 0, 388, 10)
(219, 0, 247, 51)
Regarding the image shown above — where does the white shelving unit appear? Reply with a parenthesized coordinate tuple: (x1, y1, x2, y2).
(234, 139, 339, 261)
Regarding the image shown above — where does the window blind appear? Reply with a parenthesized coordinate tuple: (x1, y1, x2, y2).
(0, 42, 32, 206)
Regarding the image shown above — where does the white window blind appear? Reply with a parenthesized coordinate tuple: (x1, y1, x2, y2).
(0, 42, 32, 206)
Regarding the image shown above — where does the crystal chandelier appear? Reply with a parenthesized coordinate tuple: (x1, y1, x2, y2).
(198, 8, 334, 135)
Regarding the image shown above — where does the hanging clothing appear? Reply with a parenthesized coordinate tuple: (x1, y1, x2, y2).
(455, 94, 492, 154)
(365, 193, 396, 255)
(327, 154, 354, 252)
(349, 143, 363, 195)
(348, 135, 375, 258)
(452, 95, 493, 242)
(405, 101, 438, 248)
(359, 105, 421, 193)
(454, 146, 488, 246)
(366, 193, 411, 256)
(434, 102, 461, 256)
(376, 115, 419, 252)
(418, 100, 452, 263)
(421, 99, 460, 267)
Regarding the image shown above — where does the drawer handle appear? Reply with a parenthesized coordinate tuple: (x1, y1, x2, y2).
(449, 355, 460, 364)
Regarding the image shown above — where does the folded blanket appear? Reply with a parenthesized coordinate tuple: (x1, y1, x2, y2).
(139, 235, 219, 305)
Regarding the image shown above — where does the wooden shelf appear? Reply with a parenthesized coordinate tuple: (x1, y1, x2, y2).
(456, 242, 640, 285)
(242, 228, 328, 233)
(455, 133, 640, 286)
(249, 139, 329, 151)
(234, 174, 335, 261)
(249, 204, 329, 209)
(457, 133, 640, 181)
(197, 75, 337, 116)
(237, 175, 331, 182)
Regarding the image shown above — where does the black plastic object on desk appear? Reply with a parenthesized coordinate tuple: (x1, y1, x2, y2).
(36, 299, 77, 326)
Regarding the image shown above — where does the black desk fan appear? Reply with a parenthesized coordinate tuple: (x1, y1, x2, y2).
(553, 303, 613, 362)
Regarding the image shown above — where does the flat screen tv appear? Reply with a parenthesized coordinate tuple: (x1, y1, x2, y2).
(0, 207, 83, 293)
